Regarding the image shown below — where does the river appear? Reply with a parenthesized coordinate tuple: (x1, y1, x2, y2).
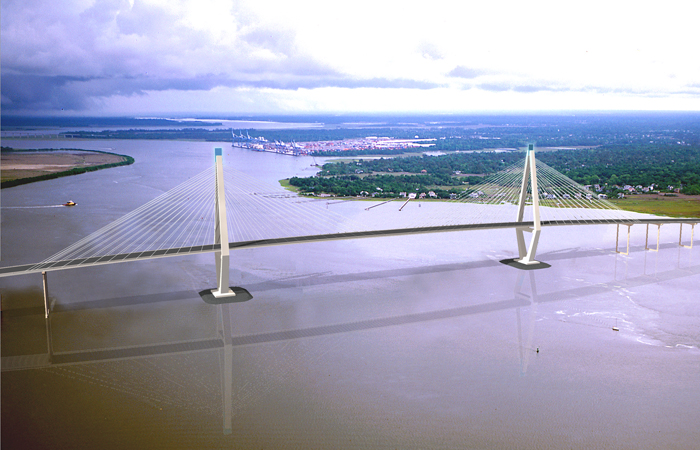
(1, 139, 699, 449)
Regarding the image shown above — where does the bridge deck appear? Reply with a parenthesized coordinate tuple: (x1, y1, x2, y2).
(1, 218, 697, 278)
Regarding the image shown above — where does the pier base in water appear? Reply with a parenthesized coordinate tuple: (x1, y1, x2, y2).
(500, 258, 551, 271)
(199, 287, 253, 304)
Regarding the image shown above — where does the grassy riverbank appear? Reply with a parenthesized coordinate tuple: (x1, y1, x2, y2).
(1, 147, 135, 188)
(280, 178, 700, 218)
(610, 195, 700, 218)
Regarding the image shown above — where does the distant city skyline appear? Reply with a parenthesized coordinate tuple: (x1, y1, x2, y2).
(2, 0, 699, 116)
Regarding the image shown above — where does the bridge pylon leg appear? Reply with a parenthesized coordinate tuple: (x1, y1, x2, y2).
(516, 227, 542, 265)
(645, 224, 661, 252)
(679, 222, 695, 249)
(42, 271, 51, 319)
(615, 223, 632, 255)
(514, 144, 543, 265)
(212, 148, 236, 299)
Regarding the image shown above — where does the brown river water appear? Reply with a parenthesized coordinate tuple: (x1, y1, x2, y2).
(2, 140, 699, 449)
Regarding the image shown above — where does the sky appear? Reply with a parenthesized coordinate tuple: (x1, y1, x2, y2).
(2, 0, 699, 116)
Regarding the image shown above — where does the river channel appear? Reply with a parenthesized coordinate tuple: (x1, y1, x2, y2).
(1, 139, 699, 449)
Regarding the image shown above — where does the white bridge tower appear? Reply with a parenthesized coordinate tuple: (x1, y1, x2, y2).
(212, 147, 236, 298)
(514, 144, 543, 265)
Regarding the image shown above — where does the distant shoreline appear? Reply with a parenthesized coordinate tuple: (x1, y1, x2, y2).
(1, 147, 135, 189)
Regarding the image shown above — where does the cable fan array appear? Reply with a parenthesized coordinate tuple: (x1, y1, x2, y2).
(30, 152, 640, 272)
(31, 167, 219, 271)
(350, 156, 639, 231)
(31, 166, 358, 270)
(221, 166, 358, 242)
(446, 157, 640, 225)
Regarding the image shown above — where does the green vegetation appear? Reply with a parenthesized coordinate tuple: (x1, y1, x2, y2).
(291, 144, 700, 199)
(609, 196, 700, 218)
(288, 173, 470, 198)
(278, 178, 299, 192)
(536, 145, 700, 192)
(318, 151, 520, 177)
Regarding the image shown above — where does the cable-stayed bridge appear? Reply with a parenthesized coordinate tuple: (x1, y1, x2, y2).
(1, 146, 697, 301)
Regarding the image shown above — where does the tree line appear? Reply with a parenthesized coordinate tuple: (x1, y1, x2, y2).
(290, 144, 700, 197)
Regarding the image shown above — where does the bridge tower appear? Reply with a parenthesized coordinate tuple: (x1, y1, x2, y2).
(212, 147, 236, 298)
(515, 144, 543, 265)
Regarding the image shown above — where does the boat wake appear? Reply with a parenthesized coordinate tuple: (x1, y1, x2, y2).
(1, 205, 69, 209)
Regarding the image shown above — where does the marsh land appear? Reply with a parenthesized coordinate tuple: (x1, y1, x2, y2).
(1, 148, 134, 188)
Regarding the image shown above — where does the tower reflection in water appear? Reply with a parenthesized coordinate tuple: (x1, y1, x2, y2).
(513, 270, 538, 376)
(3, 243, 697, 437)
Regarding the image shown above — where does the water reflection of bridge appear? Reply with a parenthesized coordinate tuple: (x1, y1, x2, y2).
(3, 245, 698, 435)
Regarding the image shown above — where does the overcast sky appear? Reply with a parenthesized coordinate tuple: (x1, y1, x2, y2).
(2, 0, 699, 116)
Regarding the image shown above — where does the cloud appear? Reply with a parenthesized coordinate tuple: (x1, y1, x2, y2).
(331, 78, 441, 90)
(476, 82, 572, 93)
(1, 0, 374, 112)
(1, 74, 98, 111)
(448, 66, 485, 79)
(2, 0, 698, 115)
(512, 85, 565, 94)
(418, 42, 443, 61)
(0, 70, 442, 113)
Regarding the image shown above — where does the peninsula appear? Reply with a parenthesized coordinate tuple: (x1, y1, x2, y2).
(1, 147, 135, 188)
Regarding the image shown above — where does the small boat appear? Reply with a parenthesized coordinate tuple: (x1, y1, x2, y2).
(63, 201, 77, 206)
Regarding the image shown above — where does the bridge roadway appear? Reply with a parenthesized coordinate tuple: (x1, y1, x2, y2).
(1, 217, 697, 278)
